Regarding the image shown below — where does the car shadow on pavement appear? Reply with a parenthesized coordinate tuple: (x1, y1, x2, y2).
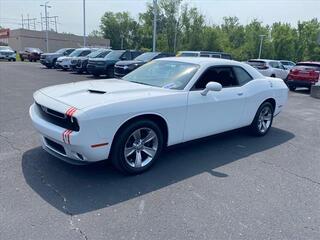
(22, 127, 294, 215)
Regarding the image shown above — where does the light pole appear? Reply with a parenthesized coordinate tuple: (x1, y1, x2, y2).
(152, 0, 157, 52)
(83, 0, 86, 47)
(258, 34, 266, 59)
(40, 1, 51, 52)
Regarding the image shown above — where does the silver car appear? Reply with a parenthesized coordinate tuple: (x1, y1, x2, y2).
(0, 46, 16, 61)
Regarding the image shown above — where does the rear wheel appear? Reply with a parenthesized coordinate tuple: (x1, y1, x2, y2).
(249, 102, 274, 136)
(270, 74, 276, 78)
(111, 120, 164, 174)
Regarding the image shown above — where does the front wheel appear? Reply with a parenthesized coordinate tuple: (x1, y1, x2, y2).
(249, 102, 274, 136)
(111, 120, 164, 174)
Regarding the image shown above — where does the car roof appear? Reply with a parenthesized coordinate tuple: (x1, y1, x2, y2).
(249, 59, 280, 62)
(156, 57, 241, 66)
(297, 61, 320, 65)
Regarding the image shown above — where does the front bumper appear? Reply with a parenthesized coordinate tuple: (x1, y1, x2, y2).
(40, 59, 53, 66)
(87, 64, 105, 75)
(29, 103, 110, 164)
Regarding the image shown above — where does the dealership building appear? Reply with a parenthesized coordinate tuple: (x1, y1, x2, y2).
(0, 28, 110, 52)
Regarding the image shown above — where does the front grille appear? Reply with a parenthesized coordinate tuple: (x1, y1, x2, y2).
(45, 137, 66, 155)
(114, 66, 129, 76)
(36, 103, 80, 131)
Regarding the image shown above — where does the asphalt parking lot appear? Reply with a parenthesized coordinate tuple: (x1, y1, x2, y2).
(0, 62, 319, 240)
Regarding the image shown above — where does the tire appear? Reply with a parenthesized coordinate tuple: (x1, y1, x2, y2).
(270, 74, 276, 78)
(289, 86, 296, 91)
(21, 58, 24, 62)
(249, 102, 274, 136)
(111, 119, 164, 174)
(106, 67, 114, 78)
(93, 73, 100, 77)
(13, 59, 16, 62)
(52, 59, 57, 68)
(8, 59, 11, 62)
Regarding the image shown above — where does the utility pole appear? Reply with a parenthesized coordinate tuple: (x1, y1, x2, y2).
(40, 1, 52, 52)
(174, 5, 181, 53)
(53, 16, 58, 32)
(152, 0, 157, 52)
(40, 12, 43, 31)
(258, 34, 266, 59)
(21, 14, 24, 28)
(27, 14, 30, 29)
(83, 0, 86, 47)
(120, 35, 124, 49)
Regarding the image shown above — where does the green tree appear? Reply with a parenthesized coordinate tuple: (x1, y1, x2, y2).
(100, 12, 139, 49)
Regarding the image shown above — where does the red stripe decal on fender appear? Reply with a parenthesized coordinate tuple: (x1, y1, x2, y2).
(67, 130, 73, 144)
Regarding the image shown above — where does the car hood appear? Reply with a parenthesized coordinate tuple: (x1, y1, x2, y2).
(37, 79, 174, 110)
(42, 53, 61, 57)
(0, 49, 14, 54)
(116, 60, 144, 66)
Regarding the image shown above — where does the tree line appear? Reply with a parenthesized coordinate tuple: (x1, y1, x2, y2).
(91, 0, 320, 61)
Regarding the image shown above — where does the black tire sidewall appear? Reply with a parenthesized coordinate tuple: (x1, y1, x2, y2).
(250, 102, 274, 136)
(111, 120, 164, 174)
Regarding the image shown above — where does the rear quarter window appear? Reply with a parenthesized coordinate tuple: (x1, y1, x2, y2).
(233, 66, 253, 85)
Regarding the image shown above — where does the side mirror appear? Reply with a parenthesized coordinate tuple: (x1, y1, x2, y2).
(201, 82, 222, 96)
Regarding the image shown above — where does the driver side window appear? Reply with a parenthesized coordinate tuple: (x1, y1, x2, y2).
(193, 66, 239, 90)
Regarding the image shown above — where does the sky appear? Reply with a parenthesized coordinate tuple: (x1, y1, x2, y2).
(0, 0, 319, 36)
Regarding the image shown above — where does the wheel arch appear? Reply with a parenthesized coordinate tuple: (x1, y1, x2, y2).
(111, 113, 169, 150)
(262, 98, 276, 113)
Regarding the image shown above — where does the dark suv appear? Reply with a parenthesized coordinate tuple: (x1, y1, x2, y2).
(40, 48, 75, 68)
(114, 52, 174, 78)
(70, 49, 111, 73)
(87, 50, 143, 77)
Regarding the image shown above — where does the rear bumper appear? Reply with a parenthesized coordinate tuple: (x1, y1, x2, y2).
(29, 103, 110, 164)
(285, 79, 316, 88)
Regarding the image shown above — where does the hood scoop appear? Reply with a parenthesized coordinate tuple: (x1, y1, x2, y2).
(88, 89, 107, 94)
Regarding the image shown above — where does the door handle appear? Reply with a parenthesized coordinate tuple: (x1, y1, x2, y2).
(237, 92, 244, 96)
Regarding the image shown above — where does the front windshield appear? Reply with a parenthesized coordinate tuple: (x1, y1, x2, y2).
(88, 49, 111, 58)
(122, 60, 199, 90)
(134, 52, 159, 61)
(105, 50, 125, 60)
(69, 49, 86, 57)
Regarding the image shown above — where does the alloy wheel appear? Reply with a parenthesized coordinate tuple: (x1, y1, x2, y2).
(124, 127, 159, 168)
(258, 106, 272, 133)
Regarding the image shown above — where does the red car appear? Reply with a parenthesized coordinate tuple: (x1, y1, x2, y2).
(19, 47, 43, 62)
(285, 62, 320, 91)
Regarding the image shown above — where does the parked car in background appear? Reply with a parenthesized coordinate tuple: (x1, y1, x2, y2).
(247, 59, 289, 80)
(29, 57, 288, 174)
(87, 50, 143, 77)
(70, 49, 112, 74)
(114, 52, 174, 78)
(55, 48, 93, 70)
(40, 48, 75, 68)
(285, 62, 320, 91)
(177, 51, 232, 59)
(280, 60, 296, 70)
(19, 47, 42, 62)
(0, 46, 16, 61)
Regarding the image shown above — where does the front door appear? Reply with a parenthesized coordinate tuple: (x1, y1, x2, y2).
(184, 66, 248, 141)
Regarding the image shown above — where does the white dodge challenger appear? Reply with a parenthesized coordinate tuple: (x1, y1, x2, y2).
(30, 57, 288, 174)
